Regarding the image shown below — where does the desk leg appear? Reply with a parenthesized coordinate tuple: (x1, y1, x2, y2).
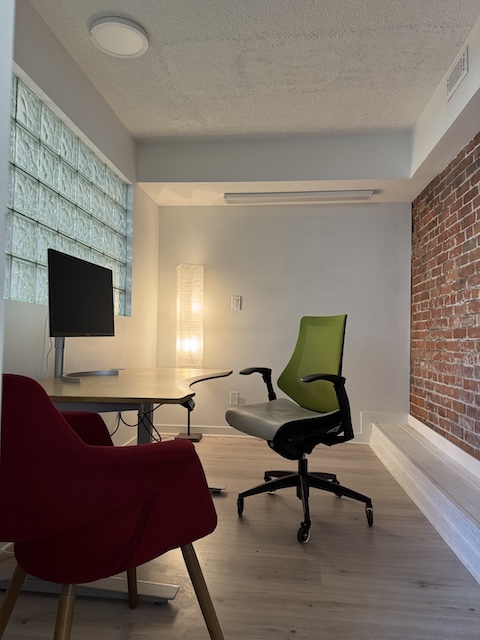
(137, 402, 156, 444)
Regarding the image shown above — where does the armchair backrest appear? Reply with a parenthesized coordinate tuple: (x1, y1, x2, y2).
(0, 374, 112, 542)
(277, 315, 347, 413)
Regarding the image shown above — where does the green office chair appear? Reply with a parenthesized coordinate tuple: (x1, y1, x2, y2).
(226, 315, 373, 543)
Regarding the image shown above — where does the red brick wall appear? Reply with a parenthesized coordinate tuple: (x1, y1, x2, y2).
(411, 131, 480, 460)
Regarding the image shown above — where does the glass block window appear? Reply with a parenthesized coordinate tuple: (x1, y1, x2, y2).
(5, 74, 131, 316)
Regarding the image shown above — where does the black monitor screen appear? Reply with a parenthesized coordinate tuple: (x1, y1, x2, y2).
(48, 249, 115, 337)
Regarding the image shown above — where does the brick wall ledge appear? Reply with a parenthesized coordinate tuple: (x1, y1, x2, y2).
(370, 419, 480, 585)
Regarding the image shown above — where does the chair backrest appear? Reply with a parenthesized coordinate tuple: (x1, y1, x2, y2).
(277, 315, 347, 413)
(0, 374, 112, 541)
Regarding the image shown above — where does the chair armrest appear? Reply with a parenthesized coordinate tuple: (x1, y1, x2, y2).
(240, 367, 276, 401)
(80, 440, 212, 533)
(9, 439, 208, 542)
(301, 373, 353, 440)
(62, 411, 114, 446)
(85, 439, 204, 501)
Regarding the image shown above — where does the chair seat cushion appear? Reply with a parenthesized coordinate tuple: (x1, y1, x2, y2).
(226, 398, 337, 442)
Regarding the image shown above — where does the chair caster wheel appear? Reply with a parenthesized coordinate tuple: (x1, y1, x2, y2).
(264, 474, 276, 493)
(237, 496, 244, 516)
(366, 505, 374, 527)
(297, 524, 310, 544)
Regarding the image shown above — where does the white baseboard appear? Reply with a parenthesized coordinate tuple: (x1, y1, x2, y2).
(370, 419, 480, 585)
(408, 415, 480, 480)
(359, 411, 407, 444)
(152, 413, 409, 444)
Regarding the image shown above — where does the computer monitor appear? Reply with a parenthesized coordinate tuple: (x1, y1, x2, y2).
(47, 249, 115, 377)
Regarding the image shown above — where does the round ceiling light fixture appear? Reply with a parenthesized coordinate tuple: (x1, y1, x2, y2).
(89, 17, 149, 58)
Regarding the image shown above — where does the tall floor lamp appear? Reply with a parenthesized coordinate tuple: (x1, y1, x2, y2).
(175, 264, 204, 441)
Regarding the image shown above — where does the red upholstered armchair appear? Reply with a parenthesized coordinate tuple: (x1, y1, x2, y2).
(0, 374, 225, 640)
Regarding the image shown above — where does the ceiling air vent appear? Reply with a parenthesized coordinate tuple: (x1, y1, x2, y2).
(447, 47, 468, 100)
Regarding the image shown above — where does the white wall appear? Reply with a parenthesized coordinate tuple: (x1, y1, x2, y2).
(155, 202, 412, 436)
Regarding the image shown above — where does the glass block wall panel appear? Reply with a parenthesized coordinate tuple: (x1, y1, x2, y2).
(41, 106, 62, 153)
(12, 168, 38, 216)
(35, 264, 48, 305)
(10, 257, 36, 303)
(5, 74, 132, 316)
(16, 82, 41, 135)
(10, 212, 36, 259)
(60, 125, 78, 167)
(15, 125, 40, 176)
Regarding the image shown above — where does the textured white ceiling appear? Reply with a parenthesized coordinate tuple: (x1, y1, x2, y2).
(28, 0, 480, 141)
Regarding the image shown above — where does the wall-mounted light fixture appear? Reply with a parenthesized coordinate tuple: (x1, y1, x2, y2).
(89, 17, 149, 58)
(176, 264, 204, 368)
(223, 190, 374, 205)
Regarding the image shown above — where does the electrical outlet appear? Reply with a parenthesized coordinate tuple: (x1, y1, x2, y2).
(230, 391, 239, 406)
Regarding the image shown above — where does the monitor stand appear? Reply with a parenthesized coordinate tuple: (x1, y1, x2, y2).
(54, 337, 119, 382)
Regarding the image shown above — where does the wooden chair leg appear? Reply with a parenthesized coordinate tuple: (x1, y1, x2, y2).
(53, 584, 76, 640)
(126, 567, 138, 609)
(181, 544, 225, 640)
(0, 564, 27, 638)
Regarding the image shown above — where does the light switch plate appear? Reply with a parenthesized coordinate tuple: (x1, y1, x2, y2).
(231, 295, 242, 311)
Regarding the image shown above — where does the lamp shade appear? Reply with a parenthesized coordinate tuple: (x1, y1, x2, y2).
(176, 264, 204, 368)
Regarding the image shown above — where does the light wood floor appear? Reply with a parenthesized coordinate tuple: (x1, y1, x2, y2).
(1, 436, 479, 639)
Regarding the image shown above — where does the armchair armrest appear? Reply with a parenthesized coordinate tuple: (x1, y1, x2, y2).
(86, 441, 212, 534)
(84, 439, 205, 503)
(4, 438, 208, 542)
(240, 367, 276, 401)
(62, 411, 114, 447)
